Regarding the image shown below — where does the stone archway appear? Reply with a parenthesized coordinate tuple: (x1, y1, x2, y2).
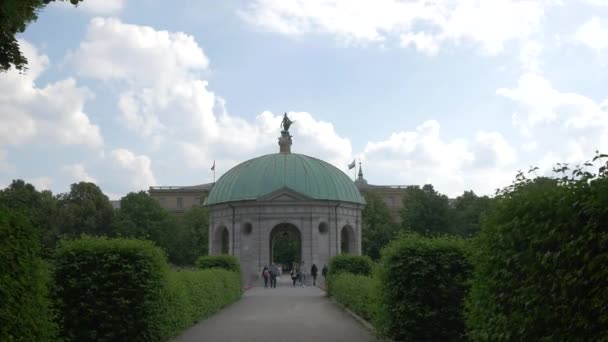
(212, 225, 230, 255)
(340, 225, 356, 254)
(269, 223, 301, 271)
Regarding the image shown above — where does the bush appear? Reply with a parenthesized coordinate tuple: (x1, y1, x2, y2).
(54, 237, 169, 342)
(376, 233, 471, 341)
(195, 255, 240, 273)
(328, 255, 373, 276)
(54, 237, 243, 341)
(168, 269, 241, 325)
(466, 166, 608, 341)
(328, 273, 377, 322)
(0, 208, 57, 341)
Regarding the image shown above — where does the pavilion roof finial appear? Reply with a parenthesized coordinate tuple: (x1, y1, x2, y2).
(278, 112, 294, 153)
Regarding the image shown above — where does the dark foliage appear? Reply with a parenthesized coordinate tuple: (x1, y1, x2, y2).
(466, 156, 608, 341)
(195, 255, 241, 273)
(53, 237, 170, 341)
(400, 184, 451, 235)
(450, 190, 493, 238)
(362, 192, 396, 260)
(376, 233, 471, 341)
(0, 0, 80, 72)
(56, 182, 114, 238)
(328, 254, 374, 276)
(0, 207, 57, 341)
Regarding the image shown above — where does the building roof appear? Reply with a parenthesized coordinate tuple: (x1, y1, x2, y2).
(205, 153, 365, 205)
(149, 183, 214, 193)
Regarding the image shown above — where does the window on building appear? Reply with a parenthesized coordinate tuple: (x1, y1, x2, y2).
(177, 197, 183, 209)
(193, 197, 200, 205)
(159, 197, 166, 207)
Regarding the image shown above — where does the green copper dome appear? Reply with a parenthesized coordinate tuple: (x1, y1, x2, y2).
(205, 153, 365, 205)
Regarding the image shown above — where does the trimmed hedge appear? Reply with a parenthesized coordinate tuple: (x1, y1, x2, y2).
(328, 273, 377, 322)
(54, 237, 169, 341)
(376, 234, 471, 341)
(466, 173, 608, 341)
(328, 255, 373, 276)
(54, 237, 243, 342)
(0, 208, 57, 341)
(195, 255, 240, 273)
(163, 269, 241, 335)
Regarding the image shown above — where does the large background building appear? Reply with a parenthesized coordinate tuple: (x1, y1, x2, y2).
(149, 164, 408, 222)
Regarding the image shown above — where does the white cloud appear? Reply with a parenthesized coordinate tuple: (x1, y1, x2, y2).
(72, 18, 353, 179)
(519, 40, 543, 72)
(30, 177, 52, 191)
(0, 40, 102, 148)
(240, 0, 555, 55)
(62, 163, 96, 183)
(0, 150, 15, 174)
(111, 148, 157, 191)
(498, 72, 608, 171)
(575, 17, 608, 51)
(361, 120, 516, 195)
(79, 0, 125, 14)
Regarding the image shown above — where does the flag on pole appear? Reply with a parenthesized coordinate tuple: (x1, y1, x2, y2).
(211, 160, 215, 171)
(348, 159, 356, 169)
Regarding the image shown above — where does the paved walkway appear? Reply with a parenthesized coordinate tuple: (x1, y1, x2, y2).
(173, 276, 377, 342)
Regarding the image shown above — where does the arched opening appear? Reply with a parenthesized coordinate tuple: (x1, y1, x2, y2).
(269, 223, 301, 272)
(212, 225, 230, 255)
(340, 225, 356, 254)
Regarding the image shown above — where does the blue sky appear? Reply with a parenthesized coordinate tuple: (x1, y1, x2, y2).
(1, 0, 608, 198)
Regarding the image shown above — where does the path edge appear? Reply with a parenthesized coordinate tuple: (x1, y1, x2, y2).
(319, 286, 392, 342)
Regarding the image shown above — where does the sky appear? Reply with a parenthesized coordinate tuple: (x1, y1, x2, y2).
(1, 0, 608, 199)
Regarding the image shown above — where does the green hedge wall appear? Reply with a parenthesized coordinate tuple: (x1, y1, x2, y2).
(376, 234, 471, 341)
(195, 255, 240, 273)
(328, 273, 377, 323)
(54, 237, 243, 342)
(466, 175, 608, 341)
(0, 208, 57, 341)
(54, 237, 169, 342)
(328, 255, 373, 276)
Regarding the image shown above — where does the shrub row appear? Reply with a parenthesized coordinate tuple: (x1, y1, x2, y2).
(466, 174, 608, 341)
(327, 273, 377, 323)
(162, 269, 241, 336)
(0, 208, 57, 342)
(196, 255, 241, 273)
(328, 234, 471, 341)
(54, 237, 241, 341)
(328, 254, 373, 276)
(376, 234, 471, 341)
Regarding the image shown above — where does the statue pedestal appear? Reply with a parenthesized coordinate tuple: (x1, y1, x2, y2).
(278, 132, 292, 153)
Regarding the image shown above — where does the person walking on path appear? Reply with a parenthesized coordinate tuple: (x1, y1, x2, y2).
(291, 268, 297, 287)
(311, 264, 318, 286)
(300, 261, 307, 287)
(270, 263, 278, 288)
(278, 265, 282, 278)
(322, 264, 328, 279)
(262, 266, 270, 288)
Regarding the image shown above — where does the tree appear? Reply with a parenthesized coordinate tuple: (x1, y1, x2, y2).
(272, 233, 300, 267)
(0, 179, 59, 253)
(449, 190, 493, 238)
(179, 203, 210, 263)
(1, 0, 81, 73)
(114, 191, 208, 266)
(400, 184, 451, 235)
(361, 192, 396, 260)
(55, 182, 114, 238)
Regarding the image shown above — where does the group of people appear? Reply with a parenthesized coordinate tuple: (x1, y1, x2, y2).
(261, 262, 328, 288)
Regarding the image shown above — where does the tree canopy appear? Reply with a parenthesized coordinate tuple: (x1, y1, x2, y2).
(0, 0, 81, 73)
(400, 184, 451, 235)
(361, 192, 396, 260)
(55, 182, 114, 238)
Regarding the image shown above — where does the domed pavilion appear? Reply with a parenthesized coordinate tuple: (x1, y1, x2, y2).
(204, 114, 365, 286)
